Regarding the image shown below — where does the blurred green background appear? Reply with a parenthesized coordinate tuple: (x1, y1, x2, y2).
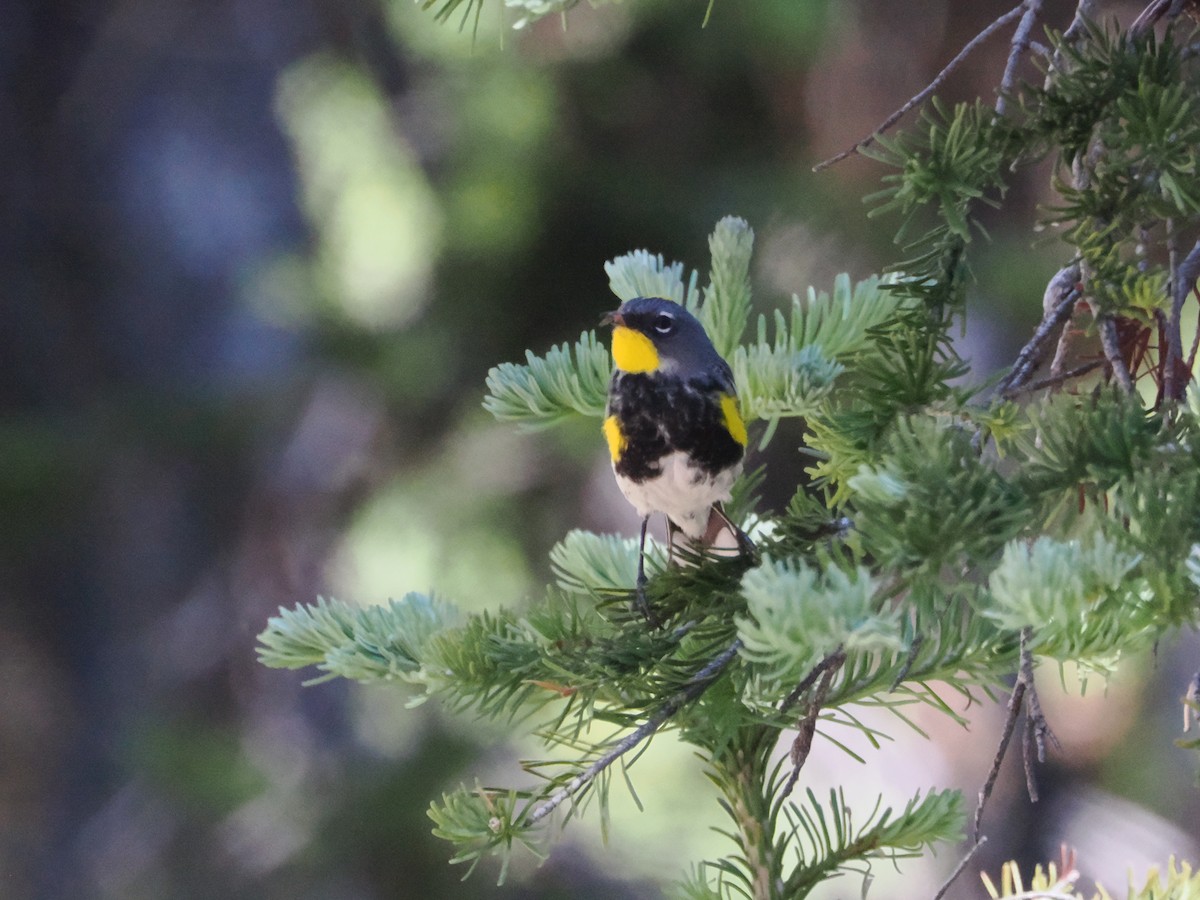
(4, 0, 1198, 896)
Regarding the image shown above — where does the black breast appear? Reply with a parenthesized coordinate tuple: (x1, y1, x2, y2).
(607, 372, 744, 483)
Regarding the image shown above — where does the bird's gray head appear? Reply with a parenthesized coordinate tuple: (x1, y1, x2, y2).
(603, 297, 724, 377)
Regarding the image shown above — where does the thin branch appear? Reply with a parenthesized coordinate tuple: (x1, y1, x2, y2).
(1163, 223, 1186, 404)
(1048, 321, 1075, 383)
(995, 0, 1044, 117)
(1099, 316, 1136, 393)
(1064, 0, 1100, 40)
(523, 638, 743, 827)
(1019, 637, 1057, 802)
(973, 628, 1054, 841)
(1008, 358, 1105, 396)
(890, 631, 924, 690)
(780, 649, 846, 798)
(779, 645, 847, 715)
(1131, 0, 1193, 36)
(997, 265, 1081, 396)
(933, 837, 988, 900)
(813, 4, 1026, 172)
(973, 675, 1026, 841)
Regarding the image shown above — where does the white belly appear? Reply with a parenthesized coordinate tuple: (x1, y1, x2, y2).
(613, 450, 740, 539)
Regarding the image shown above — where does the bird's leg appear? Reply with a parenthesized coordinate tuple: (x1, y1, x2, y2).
(633, 516, 660, 626)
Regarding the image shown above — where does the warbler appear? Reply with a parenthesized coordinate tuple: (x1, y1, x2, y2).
(601, 297, 755, 615)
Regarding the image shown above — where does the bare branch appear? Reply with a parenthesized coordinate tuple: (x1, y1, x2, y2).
(973, 628, 1055, 841)
(997, 264, 1081, 396)
(813, 4, 1026, 172)
(1099, 316, 1137, 393)
(996, 0, 1044, 116)
(1019, 637, 1057, 801)
(1064, 0, 1100, 39)
(779, 645, 847, 715)
(933, 836, 988, 900)
(524, 638, 743, 827)
(1131, 0, 1194, 36)
(1047, 0, 1101, 85)
(780, 649, 846, 799)
(1009, 358, 1105, 396)
(973, 674, 1026, 842)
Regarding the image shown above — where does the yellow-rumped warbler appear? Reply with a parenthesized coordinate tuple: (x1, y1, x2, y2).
(601, 297, 755, 617)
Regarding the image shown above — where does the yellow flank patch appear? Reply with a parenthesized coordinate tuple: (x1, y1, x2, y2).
(602, 415, 626, 462)
(720, 394, 748, 446)
(611, 326, 659, 373)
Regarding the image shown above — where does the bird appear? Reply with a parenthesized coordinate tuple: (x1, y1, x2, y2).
(601, 296, 755, 619)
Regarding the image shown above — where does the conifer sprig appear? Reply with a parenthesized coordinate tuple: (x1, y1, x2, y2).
(259, 10, 1200, 896)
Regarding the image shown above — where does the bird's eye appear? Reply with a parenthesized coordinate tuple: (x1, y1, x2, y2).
(653, 313, 675, 334)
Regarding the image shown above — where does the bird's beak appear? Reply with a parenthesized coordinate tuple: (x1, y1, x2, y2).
(601, 311, 624, 327)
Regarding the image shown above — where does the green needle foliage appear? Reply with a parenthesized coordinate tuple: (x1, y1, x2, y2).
(259, 14, 1200, 899)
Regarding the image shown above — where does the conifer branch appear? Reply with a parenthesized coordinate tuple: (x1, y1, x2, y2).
(699, 216, 755, 358)
(781, 788, 966, 898)
(813, 4, 1025, 172)
(522, 638, 743, 828)
(263, 13, 1200, 888)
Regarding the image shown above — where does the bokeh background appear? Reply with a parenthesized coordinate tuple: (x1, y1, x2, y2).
(5, 0, 1200, 897)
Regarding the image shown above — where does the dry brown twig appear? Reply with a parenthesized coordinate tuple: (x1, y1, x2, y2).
(972, 628, 1057, 843)
(777, 648, 844, 801)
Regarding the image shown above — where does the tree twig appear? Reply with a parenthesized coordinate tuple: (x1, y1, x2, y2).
(973, 674, 1026, 841)
(779, 645, 847, 715)
(524, 638, 743, 827)
(1131, 0, 1194, 36)
(933, 836, 988, 900)
(1063, 0, 1099, 41)
(813, 4, 1026, 172)
(997, 264, 1081, 396)
(973, 628, 1054, 841)
(995, 0, 1044, 116)
(1099, 316, 1136, 393)
(1019, 635, 1057, 801)
(890, 631, 924, 690)
(780, 649, 846, 798)
(1008, 359, 1105, 396)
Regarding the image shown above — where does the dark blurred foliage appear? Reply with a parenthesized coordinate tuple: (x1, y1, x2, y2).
(2, 0, 1197, 896)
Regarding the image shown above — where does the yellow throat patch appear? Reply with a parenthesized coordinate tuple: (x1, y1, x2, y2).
(611, 326, 659, 373)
